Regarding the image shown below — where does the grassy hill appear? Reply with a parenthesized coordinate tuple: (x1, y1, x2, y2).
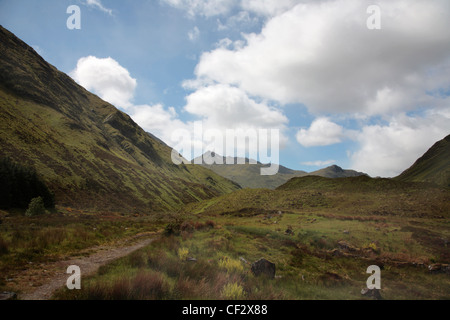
(55, 173, 450, 300)
(396, 134, 450, 187)
(194, 152, 366, 189)
(0, 26, 240, 213)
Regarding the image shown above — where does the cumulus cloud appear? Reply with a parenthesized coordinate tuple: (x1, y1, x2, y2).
(296, 118, 346, 147)
(192, 0, 450, 115)
(71, 56, 287, 160)
(71, 56, 137, 109)
(185, 84, 287, 130)
(350, 111, 450, 177)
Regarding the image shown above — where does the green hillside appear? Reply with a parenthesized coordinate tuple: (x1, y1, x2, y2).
(396, 134, 450, 187)
(0, 26, 240, 213)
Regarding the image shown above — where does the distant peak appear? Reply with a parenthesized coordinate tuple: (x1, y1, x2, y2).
(327, 165, 343, 172)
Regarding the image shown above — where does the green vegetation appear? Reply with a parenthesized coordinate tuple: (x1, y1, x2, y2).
(0, 26, 239, 214)
(396, 134, 450, 187)
(0, 158, 54, 210)
(0, 207, 164, 294)
(53, 175, 449, 300)
(25, 197, 46, 217)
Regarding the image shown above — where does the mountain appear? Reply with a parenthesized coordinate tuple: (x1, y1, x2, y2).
(396, 134, 450, 187)
(0, 26, 240, 213)
(193, 151, 366, 189)
(308, 165, 367, 179)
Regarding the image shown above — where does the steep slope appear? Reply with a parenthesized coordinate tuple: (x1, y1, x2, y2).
(194, 152, 366, 189)
(396, 134, 450, 187)
(0, 26, 240, 212)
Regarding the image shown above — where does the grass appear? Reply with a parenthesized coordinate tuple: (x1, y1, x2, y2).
(0, 206, 164, 293)
(52, 177, 449, 300)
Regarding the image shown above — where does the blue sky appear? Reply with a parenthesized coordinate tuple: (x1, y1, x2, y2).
(1, 0, 449, 177)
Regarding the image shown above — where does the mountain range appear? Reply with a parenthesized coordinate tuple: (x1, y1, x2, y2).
(193, 151, 367, 189)
(0, 24, 448, 215)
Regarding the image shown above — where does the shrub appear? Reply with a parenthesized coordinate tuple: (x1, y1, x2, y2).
(221, 282, 246, 300)
(218, 257, 244, 273)
(25, 196, 46, 216)
(164, 222, 181, 236)
(178, 247, 189, 261)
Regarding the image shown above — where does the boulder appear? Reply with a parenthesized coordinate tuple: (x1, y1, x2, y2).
(251, 259, 276, 279)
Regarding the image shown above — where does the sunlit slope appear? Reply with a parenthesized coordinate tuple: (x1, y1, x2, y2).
(0, 26, 240, 212)
(396, 134, 450, 187)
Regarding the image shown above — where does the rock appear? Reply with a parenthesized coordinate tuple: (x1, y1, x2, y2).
(239, 257, 249, 265)
(0, 292, 17, 300)
(187, 257, 197, 262)
(285, 228, 294, 235)
(428, 263, 450, 274)
(251, 259, 276, 279)
(361, 288, 382, 300)
(343, 230, 350, 234)
(338, 240, 358, 252)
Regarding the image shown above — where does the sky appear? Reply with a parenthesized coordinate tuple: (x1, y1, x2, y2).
(0, 0, 449, 177)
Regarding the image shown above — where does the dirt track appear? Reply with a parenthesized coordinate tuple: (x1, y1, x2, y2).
(16, 234, 156, 300)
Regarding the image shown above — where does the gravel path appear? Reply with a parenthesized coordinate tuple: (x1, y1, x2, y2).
(18, 234, 156, 300)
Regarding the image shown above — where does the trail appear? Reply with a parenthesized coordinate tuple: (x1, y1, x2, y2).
(16, 233, 157, 300)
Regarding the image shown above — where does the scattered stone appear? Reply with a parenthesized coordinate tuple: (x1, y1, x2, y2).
(251, 258, 276, 279)
(361, 288, 382, 300)
(239, 257, 249, 265)
(338, 240, 358, 252)
(428, 263, 450, 274)
(285, 228, 294, 235)
(0, 292, 17, 300)
(329, 249, 344, 257)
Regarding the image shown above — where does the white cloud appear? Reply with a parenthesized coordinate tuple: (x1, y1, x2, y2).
(191, 0, 450, 115)
(216, 11, 259, 30)
(71, 56, 288, 159)
(161, 0, 237, 17)
(71, 56, 137, 109)
(188, 26, 200, 41)
(240, 0, 304, 17)
(84, 0, 113, 15)
(301, 159, 336, 167)
(350, 111, 450, 177)
(184, 84, 288, 130)
(296, 118, 346, 147)
(129, 104, 190, 146)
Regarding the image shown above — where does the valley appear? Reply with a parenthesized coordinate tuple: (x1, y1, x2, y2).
(0, 24, 448, 301)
